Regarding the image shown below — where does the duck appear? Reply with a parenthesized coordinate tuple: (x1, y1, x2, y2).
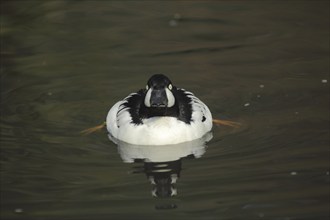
(81, 74, 240, 145)
(106, 74, 212, 145)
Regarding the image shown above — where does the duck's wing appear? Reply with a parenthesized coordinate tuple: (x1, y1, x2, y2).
(176, 88, 213, 131)
(117, 89, 145, 125)
(173, 88, 193, 124)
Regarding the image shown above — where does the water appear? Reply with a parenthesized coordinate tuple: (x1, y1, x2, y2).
(1, 1, 329, 219)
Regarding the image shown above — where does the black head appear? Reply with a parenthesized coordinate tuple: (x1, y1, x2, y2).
(144, 74, 175, 108)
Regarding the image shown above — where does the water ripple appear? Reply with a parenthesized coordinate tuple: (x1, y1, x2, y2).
(150, 44, 245, 57)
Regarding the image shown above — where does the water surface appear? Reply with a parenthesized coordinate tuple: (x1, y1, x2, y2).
(1, 1, 329, 220)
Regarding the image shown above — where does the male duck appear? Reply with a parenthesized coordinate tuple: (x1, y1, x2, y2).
(106, 74, 213, 145)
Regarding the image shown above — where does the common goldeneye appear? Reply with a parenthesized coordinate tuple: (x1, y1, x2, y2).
(106, 74, 212, 145)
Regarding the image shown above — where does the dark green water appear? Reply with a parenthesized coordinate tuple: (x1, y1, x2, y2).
(1, 1, 329, 219)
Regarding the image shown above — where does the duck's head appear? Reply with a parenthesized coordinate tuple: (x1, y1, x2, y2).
(144, 74, 175, 108)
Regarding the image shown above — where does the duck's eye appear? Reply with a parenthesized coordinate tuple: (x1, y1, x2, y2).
(146, 85, 149, 90)
(168, 84, 173, 90)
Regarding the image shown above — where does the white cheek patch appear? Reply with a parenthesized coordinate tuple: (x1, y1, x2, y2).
(166, 88, 175, 107)
(144, 89, 152, 107)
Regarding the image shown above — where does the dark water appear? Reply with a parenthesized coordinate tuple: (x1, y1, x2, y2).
(1, 1, 329, 219)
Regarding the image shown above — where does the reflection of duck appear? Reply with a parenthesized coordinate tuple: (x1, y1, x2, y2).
(115, 132, 212, 162)
(145, 160, 181, 198)
(115, 133, 212, 198)
(106, 74, 213, 145)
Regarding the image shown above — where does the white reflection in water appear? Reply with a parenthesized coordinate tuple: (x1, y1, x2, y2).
(109, 132, 212, 199)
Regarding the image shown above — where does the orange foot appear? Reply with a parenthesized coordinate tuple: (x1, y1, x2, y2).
(80, 122, 106, 135)
(212, 119, 241, 128)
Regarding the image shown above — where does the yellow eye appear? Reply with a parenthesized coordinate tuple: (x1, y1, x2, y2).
(146, 85, 149, 90)
(168, 84, 173, 90)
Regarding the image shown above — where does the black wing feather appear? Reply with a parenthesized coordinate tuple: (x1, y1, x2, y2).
(120, 89, 145, 125)
(174, 88, 193, 124)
